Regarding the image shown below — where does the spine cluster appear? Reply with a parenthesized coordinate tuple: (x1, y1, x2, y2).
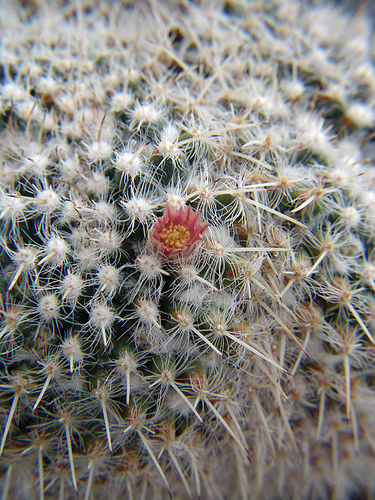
(0, 1, 374, 499)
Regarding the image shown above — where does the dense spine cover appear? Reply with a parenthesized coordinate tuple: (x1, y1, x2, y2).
(0, 1, 375, 498)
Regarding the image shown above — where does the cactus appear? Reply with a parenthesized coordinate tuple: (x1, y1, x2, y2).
(0, 0, 375, 499)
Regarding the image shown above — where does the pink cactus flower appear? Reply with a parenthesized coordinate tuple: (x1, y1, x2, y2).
(150, 203, 209, 259)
